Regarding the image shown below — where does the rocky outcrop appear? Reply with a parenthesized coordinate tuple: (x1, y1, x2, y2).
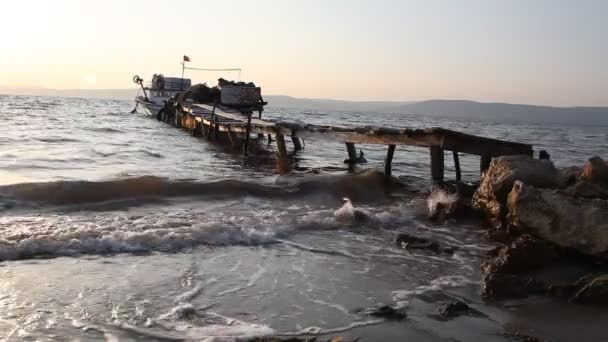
(473, 155, 560, 234)
(478, 156, 608, 302)
(507, 181, 608, 257)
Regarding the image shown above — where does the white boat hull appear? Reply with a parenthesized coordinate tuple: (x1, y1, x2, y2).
(135, 98, 165, 117)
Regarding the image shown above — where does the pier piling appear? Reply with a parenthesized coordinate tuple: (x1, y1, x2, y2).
(345, 142, 357, 163)
(430, 146, 445, 182)
(480, 154, 492, 174)
(176, 103, 534, 181)
(453, 151, 462, 181)
(385, 144, 396, 177)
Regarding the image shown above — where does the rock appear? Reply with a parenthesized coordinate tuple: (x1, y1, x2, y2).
(564, 180, 608, 200)
(473, 155, 560, 232)
(484, 235, 560, 274)
(571, 274, 608, 306)
(481, 272, 544, 300)
(396, 233, 456, 254)
(359, 304, 407, 320)
(580, 156, 608, 184)
(561, 157, 608, 200)
(436, 300, 485, 319)
(557, 166, 581, 188)
(507, 181, 608, 256)
(480, 235, 560, 299)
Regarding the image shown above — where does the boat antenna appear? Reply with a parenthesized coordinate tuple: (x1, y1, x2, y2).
(180, 55, 243, 84)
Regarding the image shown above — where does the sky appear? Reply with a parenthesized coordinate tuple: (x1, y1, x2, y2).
(1, 0, 607, 106)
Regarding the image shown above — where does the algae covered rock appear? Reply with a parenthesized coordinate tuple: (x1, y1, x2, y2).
(473, 155, 560, 232)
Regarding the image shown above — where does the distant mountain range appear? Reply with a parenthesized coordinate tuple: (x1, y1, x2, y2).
(2, 88, 607, 125)
(265, 96, 608, 125)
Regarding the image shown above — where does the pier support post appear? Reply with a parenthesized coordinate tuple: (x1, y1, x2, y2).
(276, 134, 289, 172)
(291, 136, 303, 151)
(345, 142, 357, 163)
(430, 146, 444, 183)
(257, 110, 265, 139)
(385, 144, 396, 177)
(452, 151, 462, 182)
(243, 112, 252, 157)
(480, 154, 492, 175)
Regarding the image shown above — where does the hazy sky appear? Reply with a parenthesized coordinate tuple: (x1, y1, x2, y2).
(1, 0, 607, 106)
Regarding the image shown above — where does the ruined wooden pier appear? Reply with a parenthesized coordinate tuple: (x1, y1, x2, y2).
(171, 103, 533, 182)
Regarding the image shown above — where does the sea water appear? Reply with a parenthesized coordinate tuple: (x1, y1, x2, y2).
(0, 94, 607, 341)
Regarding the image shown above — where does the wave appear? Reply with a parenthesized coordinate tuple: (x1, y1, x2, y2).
(35, 137, 82, 143)
(0, 170, 405, 206)
(88, 127, 125, 133)
(0, 220, 281, 261)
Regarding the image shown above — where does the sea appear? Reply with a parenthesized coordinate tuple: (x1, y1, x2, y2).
(0, 94, 607, 341)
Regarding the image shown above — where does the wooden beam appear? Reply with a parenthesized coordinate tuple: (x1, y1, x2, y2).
(385, 144, 396, 177)
(453, 151, 461, 182)
(430, 146, 444, 183)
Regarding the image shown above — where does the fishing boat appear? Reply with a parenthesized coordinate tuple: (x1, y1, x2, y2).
(131, 55, 250, 117)
(131, 74, 191, 116)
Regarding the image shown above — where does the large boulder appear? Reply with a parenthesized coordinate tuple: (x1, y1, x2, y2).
(480, 235, 560, 299)
(507, 181, 608, 257)
(473, 155, 560, 232)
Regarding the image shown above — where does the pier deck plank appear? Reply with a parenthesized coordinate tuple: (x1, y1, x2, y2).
(182, 104, 533, 157)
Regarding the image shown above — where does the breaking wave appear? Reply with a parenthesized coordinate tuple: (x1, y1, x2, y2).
(0, 170, 405, 206)
(0, 215, 282, 261)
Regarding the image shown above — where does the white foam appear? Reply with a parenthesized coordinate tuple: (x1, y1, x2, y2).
(392, 275, 475, 307)
(0, 214, 281, 260)
(427, 189, 459, 216)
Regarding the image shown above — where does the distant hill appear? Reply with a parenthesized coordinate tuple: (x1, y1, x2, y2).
(264, 95, 414, 112)
(2, 88, 607, 125)
(392, 100, 608, 125)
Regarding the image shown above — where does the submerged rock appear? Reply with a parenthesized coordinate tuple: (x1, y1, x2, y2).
(472, 155, 560, 234)
(436, 299, 486, 319)
(396, 233, 456, 254)
(359, 304, 407, 320)
(507, 181, 608, 257)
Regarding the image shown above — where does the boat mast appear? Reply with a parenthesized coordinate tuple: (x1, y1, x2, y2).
(180, 55, 190, 90)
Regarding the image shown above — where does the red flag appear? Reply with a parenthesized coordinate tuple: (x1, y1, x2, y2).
(183, 55, 191, 62)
